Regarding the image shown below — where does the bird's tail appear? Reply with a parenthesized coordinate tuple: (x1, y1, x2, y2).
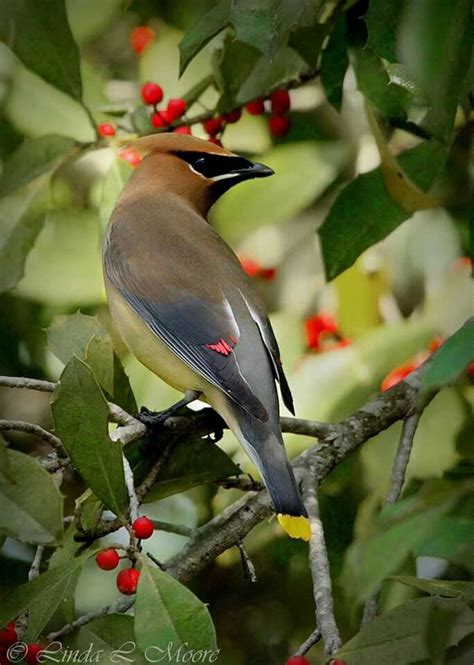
(223, 409, 310, 541)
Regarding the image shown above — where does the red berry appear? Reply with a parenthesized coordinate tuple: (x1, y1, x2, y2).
(259, 266, 277, 280)
(240, 257, 262, 278)
(95, 548, 120, 571)
(132, 516, 154, 539)
(118, 148, 142, 167)
(246, 98, 265, 115)
(167, 98, 187, 121)
(381, 362, 418, 392)
(97, 122, 116, 138)
(224, 108, 242, 124)
(141, 82, 163, 106)
(269, 114, 290, 138)
(270, 89, 290, 114)
(130, 26, 155, 55)
(116, 567, 140, 595)
(25, 643, 43, 664)
(428, 336, 444, 352)
(208, 137, 222, 147)
(304, 313, 338, 351)
(0, 622, 17, 648)
(173, 126, 192, 135)
(468, 362, 474, 378)
(203, 117, 224, 136)
(286, 657, 310, 664)
(329, 661, 347, 665)
(151, 111, 169, 128)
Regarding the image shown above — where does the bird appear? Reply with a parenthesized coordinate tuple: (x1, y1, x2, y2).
(103, 133, 310, 541)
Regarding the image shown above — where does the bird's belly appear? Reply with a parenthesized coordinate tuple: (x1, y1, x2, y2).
(106, 282, 208, 395)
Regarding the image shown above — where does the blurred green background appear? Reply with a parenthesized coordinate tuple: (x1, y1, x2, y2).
(0, 0, 473, 663)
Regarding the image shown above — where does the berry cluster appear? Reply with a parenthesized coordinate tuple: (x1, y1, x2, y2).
(240, 256, 277, 281)
(304, 313, 351, 352)
(202, 89, 292, 145)
(0, 622, 43, 664)
(139, 81, 189, 135)
(94, 516, 155, 595)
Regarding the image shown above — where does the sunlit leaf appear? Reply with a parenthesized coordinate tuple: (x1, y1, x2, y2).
(52, 357, 127, 515)
(135, 560, 217, 653)
(0, 0, 82, 100)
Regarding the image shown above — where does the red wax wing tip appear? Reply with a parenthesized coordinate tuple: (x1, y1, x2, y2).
(205, 337, 237, 356)
(130, 26, 155, 55)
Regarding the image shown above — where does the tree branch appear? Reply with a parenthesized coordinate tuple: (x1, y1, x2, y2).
(304, 465, 341, 656)
(0, 419, 65, 453)
(362, 411, 422, 625)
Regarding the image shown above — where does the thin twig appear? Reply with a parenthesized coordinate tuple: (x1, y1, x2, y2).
(217, 476, 264, 492)
(293, 628, 322, 657)
(0, 420, 65, 453)
(123, 455, 139, 523)
(146, 552, 165, 570)
(304, 465, 341, 656)
(46, 596, 135, 640)
(28, 546, 45, 581)
(237, 541, 258, 583)
(362, 412, 421, 625)
(151, 520, 194, 538)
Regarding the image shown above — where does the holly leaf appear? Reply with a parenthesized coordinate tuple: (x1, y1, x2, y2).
(0, 449, 63, 545)
(422, 319, 474, 393)
(67, 615, 147, 664)
(319, 139, 446, 280)
(52, 357, 127, 516)
(0, 0, 82, 100)
(179, 0, 231, 76)
(0, 552, 96, 641)
(0, 177, 50, 293)
(48, 312, 136, 412)
(134, 560, 217, 654)
(0, 135, 76, 197)
(392, 576, 474, 603)
(335, 597, 474, 665)
(129, 433, 241, 502)
(320, 16, 348, 112)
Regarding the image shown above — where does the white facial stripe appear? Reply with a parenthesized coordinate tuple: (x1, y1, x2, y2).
(186, 162, 207, 179)
(211, 172, 240, 182)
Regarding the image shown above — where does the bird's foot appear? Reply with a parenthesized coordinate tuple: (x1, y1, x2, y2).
(136, 406, 173, 432)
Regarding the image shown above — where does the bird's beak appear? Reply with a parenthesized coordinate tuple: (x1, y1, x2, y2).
(246, 161, 274, 178)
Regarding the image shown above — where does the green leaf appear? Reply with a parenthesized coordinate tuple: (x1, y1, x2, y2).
(68, 615, 147, 664)
(320, 16, 348, 112)
(15, 206, 103, 306)
(52, 356, 127, 515)
(0, 0, 83, 100)
(355, 502, 453, 602)
(0, 552, 95, 641)
(132, 434, 241, 503)
(288, 23, 327, 69)
(212, 142, 338, 244)
(135, 560, 217, 654)
(392, 576, 474, 603)
(0, 135, 76, 197)
(365, 0, 401, 63)
(319, 140, 446, 280)
(398, 0, 472, 141)
(0, 177, 50, 293)
(336, 598, 474, 665)
(0, 437, 13, 483)
(99, 157, 133, 230)
(179, 0, 231, 76)
(352, 47, 407, 120)
(422, 319, 474, 393)
(48, 312, 136, 412)
(0, 449, 63, 545)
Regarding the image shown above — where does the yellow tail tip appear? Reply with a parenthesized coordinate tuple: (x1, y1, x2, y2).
(277, 514, 311, 541)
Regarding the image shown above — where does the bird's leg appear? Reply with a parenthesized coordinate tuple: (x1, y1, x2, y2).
(137, 390, 201, 430)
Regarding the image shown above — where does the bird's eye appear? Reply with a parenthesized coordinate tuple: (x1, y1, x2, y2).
(194, 156, 206, 168)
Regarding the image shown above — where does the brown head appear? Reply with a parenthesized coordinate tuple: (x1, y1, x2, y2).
(124, 133, 273, 215)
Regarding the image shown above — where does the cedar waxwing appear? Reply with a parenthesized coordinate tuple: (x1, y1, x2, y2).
(103, 134, 310, 540)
